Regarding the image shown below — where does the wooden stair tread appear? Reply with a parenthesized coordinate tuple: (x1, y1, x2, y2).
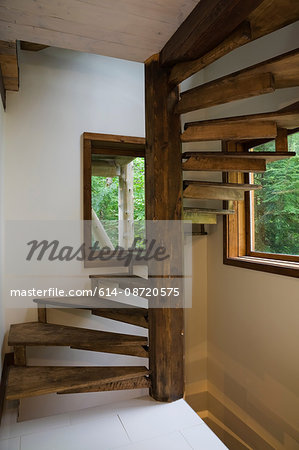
(184, 207, 235, 215)
(33, 296, 147, 312)
(6, 366, 150, 400)
(182, 151, 296, 162)
(8, 322, 147, 348)
(184, 181, 261, 190)
(34, 298, 149, 328)
(177, 49, 299, 113)
(58, 376, 151, 394)
(184, 101, 299, 131)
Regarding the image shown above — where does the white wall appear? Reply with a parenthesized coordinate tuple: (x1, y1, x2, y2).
(3, 47, 148, 418)
(199, 22, 299, 449)
(0, 94, 5, 373)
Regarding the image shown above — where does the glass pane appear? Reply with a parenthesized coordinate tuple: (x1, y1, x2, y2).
(91, 156, 145, 249)
(251, 133, 299, 256)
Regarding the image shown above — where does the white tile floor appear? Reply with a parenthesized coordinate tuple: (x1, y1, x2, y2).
(0, 396, 227, 450)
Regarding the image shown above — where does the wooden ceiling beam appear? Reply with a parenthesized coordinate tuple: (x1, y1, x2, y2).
(20, 41, 49, 51)
(160, 0, 264, 67)
(0, 40, 19, 92)
(0, 63, 5, 109)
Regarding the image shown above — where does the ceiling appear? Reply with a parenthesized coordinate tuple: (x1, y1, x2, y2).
(0, 0, 198, 62)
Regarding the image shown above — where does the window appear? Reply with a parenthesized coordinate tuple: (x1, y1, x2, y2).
(83, 133, 146, 267)
(224, 132, 299, 278)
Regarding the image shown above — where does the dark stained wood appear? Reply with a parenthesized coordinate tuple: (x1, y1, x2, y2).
(0, 40, 19, 91)
(20, 41, 49, 51)
(34, 296, 148, 328)
(59, 376, 151, 394)
(182, 154, 266, 172)
(160, 0, 264, 66)
(224, 256, 299, 279)
(6, 366, 150, 400)
(170, 1, 299, 86)
(14, 345, 26, 366)
(183, 101, 299, 139)
(145, 54, 184, 402)
(248, 0, 299, 41)
(275, 128, 288, 152)
(8, 322, 148, 357)
(37, 306, 47, 323)
(177, 72, 275, 114)
(84, 132, 146, 151)
(182, 121, 277, 142)
(0, 353, 14, 425)
(169, 21, 252, 86)
(182, 151, 295, 162)
(0, 63, 5, 110)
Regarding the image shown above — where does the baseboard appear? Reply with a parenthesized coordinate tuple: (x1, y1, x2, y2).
(0, 352, 14, 425)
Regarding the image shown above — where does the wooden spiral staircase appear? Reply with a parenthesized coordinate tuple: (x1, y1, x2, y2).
(2, 0, 299, 413)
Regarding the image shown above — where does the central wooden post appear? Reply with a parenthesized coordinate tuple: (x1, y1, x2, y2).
(145, 54, 184, 402)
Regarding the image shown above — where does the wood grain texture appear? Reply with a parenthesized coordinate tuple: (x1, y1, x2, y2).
(183, 210, 217, 224)
(183, 151, 296, 162)
(184, 207, 235, 215)
(176, 72, 275, 114)
(0, 40, 18, 91)
(6, 366, 150, 400)
(169, 21, 251, 86)
(0, 0, 198, 62)
(8, 322, 148, 354)
(13, 345, 26, 366)
(182, 121, 277, 142)
(145, 54, 184, 402)
(160, 0, 263, 66)
(183, 181, 261, 202)
(34, 296, 148, 328)
(169, 0, 299, 85)
(275, 128, 288, 152)
(182, 155, 266, 172)
(58, 376, 151, 394)
(183, 101, 299, 135)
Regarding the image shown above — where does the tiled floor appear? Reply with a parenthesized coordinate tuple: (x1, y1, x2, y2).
(0, 396, 227, 449)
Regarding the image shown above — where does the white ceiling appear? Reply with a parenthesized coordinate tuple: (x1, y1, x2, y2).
(0, 0, 198, 62)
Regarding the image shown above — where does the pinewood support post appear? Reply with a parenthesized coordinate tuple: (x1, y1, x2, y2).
(145, 54, 184, 402)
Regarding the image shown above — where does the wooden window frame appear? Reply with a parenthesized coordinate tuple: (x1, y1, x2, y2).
(83, 132, 146, 268)
(223, 140, 299, 279)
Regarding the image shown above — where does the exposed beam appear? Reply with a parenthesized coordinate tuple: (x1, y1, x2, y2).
(177, 72, 275, 114)
(0, 40, 19, 92)
(169, 21, 252, 86)
(182, 121, 277, 142)
(20, 41, 49, 51)
(170, 0, 299, 86)
(145, 54, 184, 402)
(183, 151, 296, 162)
(0, 63, 5, 109)
(182, 154, 266, 172)
(160, 0, 264, 66)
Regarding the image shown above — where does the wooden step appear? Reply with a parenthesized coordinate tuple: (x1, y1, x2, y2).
(182, 153, 266, 172)
(58, 376, 151, 394)
(90, 274, 152, 291)
(182, 151, 296, 172)
(184, 207, 235, 216)
(33, 297, 148, 328)
(183, 181, 261, 201)
(176, 48, 299, 113)
(6, 366, 150, 400)
(169, 6, 299, 86)
(182, 101, 299, 142)
(8, 322, 148, 358)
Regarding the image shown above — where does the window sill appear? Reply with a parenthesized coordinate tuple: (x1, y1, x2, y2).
(224, 255, 299, 278)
